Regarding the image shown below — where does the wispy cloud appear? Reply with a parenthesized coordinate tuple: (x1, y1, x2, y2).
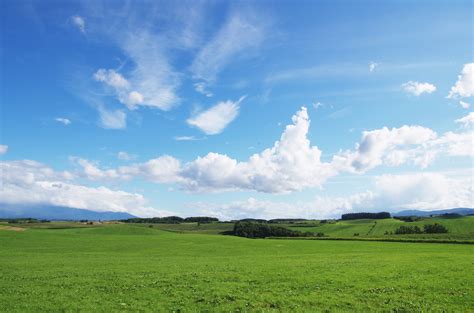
(120, 31, 181, 111)
(459, 101, 471, 109)
(55, 117, 71, 125)
(117, 151, 136, 161)
(0, 145, 8, 155)
(193, 82, 213, 97)
(97, 105, 126, 129)
(369, 61, 379, 72)
(455, 112, 474, 128)
(190, 10, 267, 93)
(71, 15, 85, 33)
(266, 62, 450, 85)
(174, 136, 206, 141)
(187, 96, 245, 135)
(312, 101, 324, 110)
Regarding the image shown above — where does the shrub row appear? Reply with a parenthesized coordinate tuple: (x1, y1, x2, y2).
(394, 223, 448, 234)
(233, 221, 320, 238)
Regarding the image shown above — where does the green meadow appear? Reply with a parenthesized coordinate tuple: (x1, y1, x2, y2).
(1, 222, 473, 312)
(286, 216, 474, 240)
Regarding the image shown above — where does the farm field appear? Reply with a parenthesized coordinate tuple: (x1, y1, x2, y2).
(1, 223, 473, 312)
(285, 216, 474, 240)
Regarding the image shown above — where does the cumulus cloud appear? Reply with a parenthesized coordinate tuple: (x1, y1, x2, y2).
(190, 172, 473, 220)
(97, 106, 126, 129)
(373, 173, 473, 210)
(0, 145, 8, 155)
(332, 125, 438, 172)
(75, 108, 473, 194)
(448, 63, 474, 99)
(402, 81, 437, 96)
(0, 160, 170, 217)
(187, 97, 245, 135)
(455, 112, 474, 128)
(77, 107, 335, 193)
(71, 15, 85, 33)
(55, 117, 71, 125)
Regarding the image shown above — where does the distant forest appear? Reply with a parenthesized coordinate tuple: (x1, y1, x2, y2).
(341, 212, 391, 220)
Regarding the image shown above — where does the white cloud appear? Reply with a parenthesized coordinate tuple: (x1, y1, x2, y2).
(460, 101, 471, 109)
(312, 101, 324, 109)
(174, 136, 204, 141)
(117, 151, 135, 161)
(194, 82, 213, 97)
(97, 106, 126, 129)
(55, 117, 71, 125)
(126, 91, 144, 108)
(94, 69, 130, 90)
(190, 193, 374, 221)
(121, 31, 180, 110)
(402, 81, 437, 96)
(76, 108, 473, 194)
(78, 106, 335, 193)
(0, 160, 171, 217)
(373, 173, 473, 210)
(448, 63, 474, 99)
(187, 97, 245, 135)
(190, 11, 266, 92)
(190, 172, 473, 220)
(94, 31, 180, 111)
(455, 112, 474, 128)
(71, 15, 85, 33)
(332, 126, 438, 172)
(93, 69, 145, 110)
(0, 145, 8, 155)
(369, 62, 379, 72)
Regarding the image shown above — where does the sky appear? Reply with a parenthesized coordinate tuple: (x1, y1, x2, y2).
(0, 0, 473, 219)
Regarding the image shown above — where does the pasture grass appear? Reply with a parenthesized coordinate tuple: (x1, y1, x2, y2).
(1, 223, 473, 312)
(287, 216, 474, 240)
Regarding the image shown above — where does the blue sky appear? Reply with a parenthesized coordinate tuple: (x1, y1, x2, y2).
(1, 0, 473, 219)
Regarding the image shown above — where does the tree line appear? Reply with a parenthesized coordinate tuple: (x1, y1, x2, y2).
(233, 221, 323, 238)
(341, 212, 391, 220)
(122, 216, 219, 224)
(394, 223, 448, 234)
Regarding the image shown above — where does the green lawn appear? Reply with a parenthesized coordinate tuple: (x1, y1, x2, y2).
(1, 224, 473, 312)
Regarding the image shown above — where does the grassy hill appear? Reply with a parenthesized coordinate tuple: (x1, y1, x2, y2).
(0, 223, 473, 311)
(285, 216, 474, 240)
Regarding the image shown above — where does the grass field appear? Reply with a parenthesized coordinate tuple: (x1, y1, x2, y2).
(1, 223, 473, 312)
(286, 216, 474, 240)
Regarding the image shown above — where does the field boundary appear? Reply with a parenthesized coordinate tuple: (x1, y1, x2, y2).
(0, 225, 26, 232)
(268, 236, 474, 244)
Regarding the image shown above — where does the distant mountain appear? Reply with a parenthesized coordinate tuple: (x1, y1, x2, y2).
(0, 205, 136, 221)
(394, 208, 474, 217)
